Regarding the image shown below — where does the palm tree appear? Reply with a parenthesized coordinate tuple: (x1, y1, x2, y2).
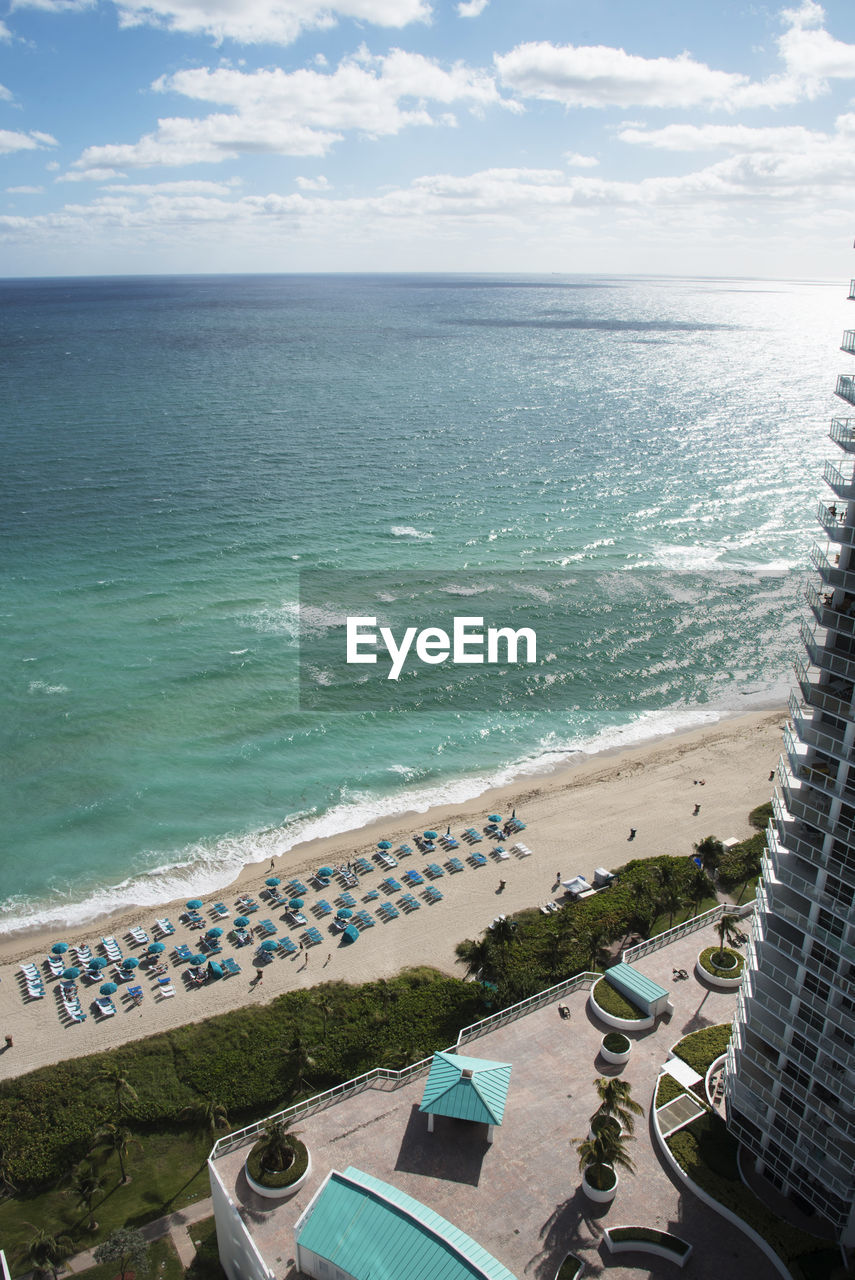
(180, 1096, 230, 1138)
(655, 863, 688, 929)
(713, 910, 743, 965)
(583, 923, 611, 971)
(576, 1123, 636, 1191)
(25, 1227, 74, 1280)
(288, 1031, 318, 1093)
(94, 1122, 140, 1185)
(95, 1061, 139, 1119)
(454, 935, 497, 983)
(65, 1162, 103, 1232)
(593, 1076, 644, 1137)
(694, 836, 724, 876)
(255, 1119, 300, 1176)
(688, 864, 715, 917)
(489, 916, 518, 949)
(735, 844, 763, 903)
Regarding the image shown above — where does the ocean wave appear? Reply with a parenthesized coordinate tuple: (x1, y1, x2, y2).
(390, 526, 434, 540)
(28, 680, 69, 695)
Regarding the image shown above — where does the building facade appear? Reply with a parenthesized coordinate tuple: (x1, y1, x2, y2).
(726, 263, 855, 1244)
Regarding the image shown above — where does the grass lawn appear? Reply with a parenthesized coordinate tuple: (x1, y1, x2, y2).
(73, 1236, 183, 1280)
(0, 1128, 212, 1273)
(649, 896, 719, 937)
(185, 1216, 228, 1280)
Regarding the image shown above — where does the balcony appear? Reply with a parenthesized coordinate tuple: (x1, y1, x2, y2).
(768, 802, 824, 866)
(817, 501, 855, 546)
(804, 580, 855, 640)
(830, 418, 855, 452)
(810, 543, 855, 594)
(794, 652, 855, 718)
(823, 458, 855, 501)
(843, 331, 855, 356)
(801, 617, 855, 683)
(787, 691, 851, 763)
(837, 375, 855, 407)
(850, 281, 855, 301)
(777, 759, 835, 830)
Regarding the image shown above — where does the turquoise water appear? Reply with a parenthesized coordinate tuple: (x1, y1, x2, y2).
(0, 273, 845, 933)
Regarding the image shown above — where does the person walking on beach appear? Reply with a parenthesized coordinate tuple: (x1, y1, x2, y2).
(693, 803, 701, 816)
(628, 828, 636, 841)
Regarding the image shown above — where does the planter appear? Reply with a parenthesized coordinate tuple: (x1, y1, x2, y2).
(695, 947, 744, 991)
(245, 1138, 312, 1201)
(588, 982, 653, 1032)
(604, 1226, 692, 1268)
(581, 1164, 618, 1203)
(554, 1252, 585, 1280)
(600, 1032, 632, 1066)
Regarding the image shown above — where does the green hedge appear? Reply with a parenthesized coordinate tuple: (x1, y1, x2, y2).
(592, 977, 645, 1020)
(602, 1032, 630, 1053)
(655, 1073, 689, 1109)
(698, 947, 744, 977)
(556, 1254, 584, 1280)
(671, 1024, 731, 1074)
(246, 1136, 309, 1188)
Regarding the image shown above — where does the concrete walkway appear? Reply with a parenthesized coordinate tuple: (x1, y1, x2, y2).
(62, 1197, 214, 1275)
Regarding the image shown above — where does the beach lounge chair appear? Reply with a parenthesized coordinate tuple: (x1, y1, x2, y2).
(26, 978, 45, 999)
(127, 985, 144, 1005)
(380, 877, 402, 894)
(378, 902, 399, 921)
(236, 895, 259, 913)
(222, 957, 241, 976)
(363, 888, 380, 902)
(155, 917, 175, 936)
(353, 858, 374, 876)
(212, 902, 230, 918)
(129, 927, 149, 946)
(375, 851, 398, 869)
(199, 938, 222, 955)
(354, 910, 375, 929)
(277, 937, 297, 956)
(45, 955, 65, 977)
(507, 817, 526, 832)
(313, 899, 332, 917)
(157, 980, 176, 999)
(95, 997, 116, 1018)
(20, 962, 39, 979)
(469, 853, 487, 868)
(303, 927, 323, 947)
(72, 945, 93, 965)
(425, 862, 444, 879)
(339, 871, 359, 889)
(446, 857, 464, 873)
(174, 943, 193, 962)
(284, 909, 307, 927)
(463, 827, 482, 843)
(423, 886, 443, 904)
(112, 966, 133, 983)
(338, 891, 356, 907)
(182, 910, 203, 926)
(399, 893, 420, 912)
(512, 842, 532, 858)
(403, 869, 424, 886)
(491, 846, 510, 861)
(258, 918, 277, 937)
(232, 928, 251, 946)
(287, 879, 308, 896)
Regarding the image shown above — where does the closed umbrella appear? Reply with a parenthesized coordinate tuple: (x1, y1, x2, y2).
(234, 916, 250, 928)
(148, 941, 165, 954)
(99, 981, 118, 995)
(265, 877, 281, 887)
(260, 939, 278, 952)
(342, 924, 359, 943)
(206, 927, 223, 938)
(62, 966, 81, 980)
(51, 942, 68, 954)
(121, 956, 139, 969)
(186, 899, 203, 910)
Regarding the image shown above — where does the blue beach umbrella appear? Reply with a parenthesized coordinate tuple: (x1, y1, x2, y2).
(51, 942, 68, 954)
(423, 831, 438, 840)
(121, 956, 138, 969)
(148, 941, 165, 954)
(89, 956, 108, 969)
(186, 899, 203, 910)
(260, 939, 278, 952)
(99, 981, 118, 995)
(265, 877, 280, 887)
(190, 954, 206, 966)
(318, 866, 333, 878)
(288, 898, 304, 910)
(62, 967, 81, 980)
(234, 916, 250, 928)
(206, 927, 223, 938)
(488, 814, 502, 824)
(336, 907, 353, 920)
(377, 841, 392, 850)
(341, 924, 359, 943)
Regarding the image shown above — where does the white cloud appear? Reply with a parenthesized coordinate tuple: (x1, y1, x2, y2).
(618, 123, 825, 152)
(103, 178, 242, 193)
(295, 174, 331, 189)
(11, 0, 430, 44)
(58, 166, 127, 181)
(564, 151, 598, 167)
(70, 48, 504, 171)
(458, 0, 489, 16)
(0, 20, 11, 38)
(6, 184, 44, 193)
(777, 1, 855, 80)
(0, 84, 13, 102)
(0, 128, 58, 154)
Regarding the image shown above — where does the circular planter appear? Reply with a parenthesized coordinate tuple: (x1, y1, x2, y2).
(695, 947, 744, 991)
(588, 982, 653, 1031)
(245, 1138, 312, 1201)
(600, 1032, 632, 1066)
(582, 1164, 618, 1203)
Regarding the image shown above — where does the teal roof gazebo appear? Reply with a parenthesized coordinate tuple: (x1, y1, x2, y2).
(419, 1050, 512, 1143)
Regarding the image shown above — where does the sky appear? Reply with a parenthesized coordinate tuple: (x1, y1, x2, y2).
(0, 0, 854, 276)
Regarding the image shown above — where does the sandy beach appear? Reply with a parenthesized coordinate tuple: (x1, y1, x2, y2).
(0, 707, 785, 1082)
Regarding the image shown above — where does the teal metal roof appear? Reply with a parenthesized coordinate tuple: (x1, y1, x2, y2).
(419, 1051, 512, 1125)
(605, 962, 669, 1009)
(296, 1166, 519, 1280)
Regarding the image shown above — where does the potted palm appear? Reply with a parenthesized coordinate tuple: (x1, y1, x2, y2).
(593, 1076, 644, 1136)
(577, 1123, 635, 1203)
(244, 1119, 311, 1200)
(696, 911, 744, 989)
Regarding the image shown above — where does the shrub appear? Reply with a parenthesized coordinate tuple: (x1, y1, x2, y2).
(556, 1254, 584, 1280)
(671, 1024, 731, 1074)
(246, 1134, 309, 1189)
(698, 947, 744, 978)
(602, 1033, 630, 1054)
(592, 977, 645, 1020)
(655, 1073, 688, 1109)
(749, 801, 774, 830)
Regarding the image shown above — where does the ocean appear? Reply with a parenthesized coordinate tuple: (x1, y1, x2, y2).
(0, 272, 846, 934)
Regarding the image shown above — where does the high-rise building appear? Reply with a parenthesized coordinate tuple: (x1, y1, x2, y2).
(726, 262, 855, 1244)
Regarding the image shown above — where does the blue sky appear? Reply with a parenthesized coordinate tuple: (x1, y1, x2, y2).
(1, 0, 854, 276)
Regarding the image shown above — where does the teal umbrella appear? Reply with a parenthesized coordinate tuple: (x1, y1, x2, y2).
(186, 899, 203, 909)
(206, 927, 223, 938)
(318, 866, 333, 878)
(190, 954, 206, 966)
(260, 939, 278, 952)
(288, 898, 304, 910)
(89, 955, 108, 969)
(121, 956, 139, 969)
(62, 967, 81, 980)
(51, 942, 68, 954)
(488, 814, 502, 824)
(99, 981, 117, 995)
(265, 876, 281, 887)
(342, 924, 359, 943)
(147, 941, 165, 954)
(336, 907, 353, 920)
(234, 916, 250, 927)
(423, 831, 438, 840)
(378, 840, 392, 849)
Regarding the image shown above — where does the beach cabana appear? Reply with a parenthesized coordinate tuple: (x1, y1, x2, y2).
(295, 1166, 518, 1280)
(419, 1050, 511, 1145)
(605, 962, 672, 1018)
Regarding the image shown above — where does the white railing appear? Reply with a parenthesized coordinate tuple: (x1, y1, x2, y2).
(622, 901, 753, 962)
(453, 971, 598, 1049)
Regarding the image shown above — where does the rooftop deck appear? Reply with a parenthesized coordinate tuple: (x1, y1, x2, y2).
(211, 920, 787, 1280)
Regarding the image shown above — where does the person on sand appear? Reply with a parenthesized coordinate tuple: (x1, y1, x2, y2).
(498, 880, 506, 893)
(693, 803, 701, 815)
(628, 828, 636, 841)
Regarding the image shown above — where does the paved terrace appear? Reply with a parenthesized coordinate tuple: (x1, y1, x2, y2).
(212, 920, 784, 1280)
